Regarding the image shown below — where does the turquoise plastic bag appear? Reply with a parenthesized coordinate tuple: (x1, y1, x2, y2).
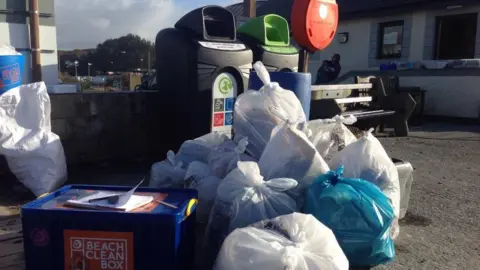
(304, 166, 395, 267)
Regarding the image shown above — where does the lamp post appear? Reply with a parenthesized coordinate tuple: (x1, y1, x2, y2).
(140, 58, 144, 71)
(74, 60, 79, 78)
(88, 63, 93, 77)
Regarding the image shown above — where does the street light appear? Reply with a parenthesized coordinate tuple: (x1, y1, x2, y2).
(74, 60, 79, 78)
(140, 58, 144, 70)
(88, 62, 93, 77)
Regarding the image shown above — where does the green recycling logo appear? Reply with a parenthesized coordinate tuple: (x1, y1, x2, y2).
(218, 76, 233, 95)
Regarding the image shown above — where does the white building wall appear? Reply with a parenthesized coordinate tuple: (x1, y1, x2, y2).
(0, 22, 59, 85)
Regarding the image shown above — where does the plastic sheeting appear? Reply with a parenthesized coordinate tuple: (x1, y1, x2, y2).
(304, 167, 395, 267)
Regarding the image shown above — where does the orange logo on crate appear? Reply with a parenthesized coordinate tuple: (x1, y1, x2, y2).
(64, 230, 134, 270)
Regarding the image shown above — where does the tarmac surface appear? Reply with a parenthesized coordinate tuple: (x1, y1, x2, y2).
(374, 123, 480, 270)
(0, 122, 479, 270)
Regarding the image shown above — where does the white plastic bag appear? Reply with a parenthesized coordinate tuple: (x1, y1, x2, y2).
(184, 161, 221, 223)
(306, 115, 358, 160)
(234, 61, 306, 159)
(177, 132, 230, 167)
(214, 213, 349, 270)
(259, 120, 329, 205)
(328, 129, 401, 239)
(0, 82, 67, 196)
(205, 161, 298, 263)
(208, 137, 256, 178)
(149, 150, 186, 188)
(0, 44, 21, 55)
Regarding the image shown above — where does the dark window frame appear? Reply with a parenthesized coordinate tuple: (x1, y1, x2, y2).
(377, 20, 404, 59)
(434, 13, 478, 60)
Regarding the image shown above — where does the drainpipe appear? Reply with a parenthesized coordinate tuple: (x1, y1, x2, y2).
(243, 0, 256, 18)
(29, 0, 42, 82)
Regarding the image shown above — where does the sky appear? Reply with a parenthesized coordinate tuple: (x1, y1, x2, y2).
(55, 0, 239, 50)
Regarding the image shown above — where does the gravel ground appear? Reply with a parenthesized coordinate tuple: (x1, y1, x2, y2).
(374, 123, 480, 270)
(1, 122, 479, 270)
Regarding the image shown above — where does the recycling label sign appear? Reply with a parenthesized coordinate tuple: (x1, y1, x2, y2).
(211, 72, 237, 137)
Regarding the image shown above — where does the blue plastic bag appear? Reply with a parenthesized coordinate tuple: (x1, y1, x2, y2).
(304, 167, 395, 267)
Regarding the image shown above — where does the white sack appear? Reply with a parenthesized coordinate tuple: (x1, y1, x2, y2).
(149, 150, 186, 188)
(208, 136, 256, 178)
(184, 161, 221, 223)
(177, 132, 230, 167)
(0, 44, 21, 55)
(205, 161, 298, 261)
(0, 82, 67, 196)
(233, 61, 306, 159)
(259, 121, 329, 205)
(214, 213, 349, 270)
(306, 115, 358, 160)
(328, 129, 401, 239)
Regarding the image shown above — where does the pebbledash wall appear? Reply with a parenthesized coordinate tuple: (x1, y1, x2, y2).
(0, 0, 59, 85)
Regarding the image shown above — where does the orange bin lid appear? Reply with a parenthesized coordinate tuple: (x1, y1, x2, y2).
(291, 0, 339, 52)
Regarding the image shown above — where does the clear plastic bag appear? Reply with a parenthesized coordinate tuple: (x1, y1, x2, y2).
(208, 137, 256, 178)
(149, 150, 186, 188)
(328, 129, 401, 239)
(184, 161, 221, 223)
(204, 161, 298, 265)
(233, 61, 306, 159)
(214, 213, 349, 270)
(306, 115, 358, 161)
(177, 132, 230, 167)
(304, 167, 396, 267)
(0, 82, 67, 196)
(259, 120, 329, 206)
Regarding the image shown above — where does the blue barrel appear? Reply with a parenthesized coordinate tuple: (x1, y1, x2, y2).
(0, 54, 25, 95)
(248, 72, 312, 120)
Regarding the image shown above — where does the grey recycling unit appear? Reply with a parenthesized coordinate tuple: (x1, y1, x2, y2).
(155, 5, 253, 150)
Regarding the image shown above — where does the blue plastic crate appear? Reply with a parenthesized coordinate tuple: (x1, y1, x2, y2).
(21, 185, 198, 270)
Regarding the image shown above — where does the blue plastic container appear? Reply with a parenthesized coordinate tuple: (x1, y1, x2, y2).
(248, 71, 312, 120)
(21, 185, 198, 270)
(0, 54, 25, 95)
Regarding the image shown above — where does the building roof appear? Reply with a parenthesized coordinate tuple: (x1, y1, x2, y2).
(226, 0, 478, 21)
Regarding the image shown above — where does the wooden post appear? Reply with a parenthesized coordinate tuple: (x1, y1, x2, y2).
(29, 0, 42, 82)
(243, 0, 256, 18)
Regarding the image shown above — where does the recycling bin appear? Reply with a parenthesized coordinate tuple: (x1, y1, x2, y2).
(238, 14, 299, 72)
(156, 5, 253, 150)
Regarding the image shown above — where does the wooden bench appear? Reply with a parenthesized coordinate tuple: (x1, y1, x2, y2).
(310, 82, 416, 136)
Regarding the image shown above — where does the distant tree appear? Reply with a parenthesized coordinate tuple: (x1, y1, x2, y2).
(90, 34, 155, 73)
(58, 34, 155, 76)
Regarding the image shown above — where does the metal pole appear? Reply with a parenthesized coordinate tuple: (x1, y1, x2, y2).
(75, 65, 77, 78)
(148, 51, 151, 72)
(28, 0, 42, 82)
(88, 65, 90, 77)
(243, 0, 256, 18)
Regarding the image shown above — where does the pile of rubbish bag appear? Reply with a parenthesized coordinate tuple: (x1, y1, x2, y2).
(149, 61, 401, 269)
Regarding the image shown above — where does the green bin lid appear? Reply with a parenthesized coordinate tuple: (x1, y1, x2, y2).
(238, 14, 291, 47)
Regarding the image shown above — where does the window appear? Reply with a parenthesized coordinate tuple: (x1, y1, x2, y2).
(435, 13, 478, 60)
(378, 21, 404, 58)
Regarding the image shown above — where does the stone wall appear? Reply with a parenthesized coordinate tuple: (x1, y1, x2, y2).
(50, 91, 167, 164)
